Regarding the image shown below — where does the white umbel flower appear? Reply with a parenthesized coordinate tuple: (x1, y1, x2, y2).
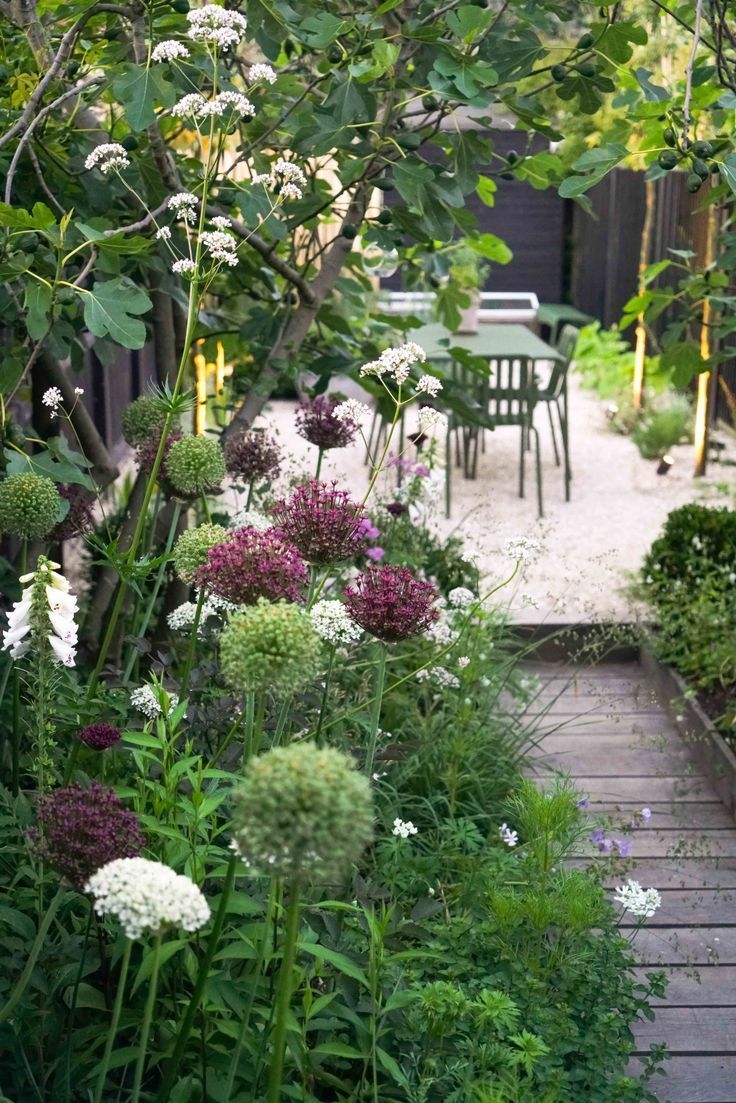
(311, 600, 362, 645)
(417, 407, 447, 435)
(172, 258, 196, 276)
(333, 399, 371, 427)
(392, 818, 418, 839)
(187, 4, 248, 50)
(248, 63, 277, 84)
(416, 374, 442, 396)
(360, 342, 426, 383)
(152, 40, 191, 62)
(85, 857, 210, 940)
(503, 536, 541, 563)
(614, 879, 662, 919)
(252, 159, 308, 200)
(2, 559, 78, 666)
(200, 229, 239, 266)
(230, 507, 271, 531)
(42, 387, 63, 412)
(448, 587, 475, 608)
(130, 684, 179, 719)
(84, 143, 130, 175)
(168, 191, 199, 215)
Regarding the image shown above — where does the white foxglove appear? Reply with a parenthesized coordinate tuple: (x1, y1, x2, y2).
(2, 558, 78, 666)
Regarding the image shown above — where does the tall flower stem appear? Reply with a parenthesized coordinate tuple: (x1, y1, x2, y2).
(364, 643, 387, 778)
(10, 539, 27, 795)
(314, 646, 336, 746)
(179, 588, 207, 700)
(63, 898, 94, 1102)
(314, 447, 324, 479)
(266, 882, 301, 1103)
(123, 502, 183, 683)
(0, 884, 65, 1025)
(93, 938, 132, 1103)
(131, 933, 162, 1103)
(156, 854, 237, 1103)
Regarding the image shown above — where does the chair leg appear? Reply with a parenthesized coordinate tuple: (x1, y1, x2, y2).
(546, 401, 560, 466)
(445, 423, 452, 518)
(531, 424, 544, 518)
(518, 426, 526, 499)
(557, 396, 571, 502)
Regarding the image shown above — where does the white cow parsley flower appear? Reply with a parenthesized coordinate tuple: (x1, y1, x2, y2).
(168, 192, 199, 222)
(84, 143, 130, 175)
(311, 600, 362, 645)
(151, 40, 190, 62)
(130, 684, 179, 720)
(392, 818, 418, 839)
(416, 374, 442, 396)
(334, 399, 371, 426)
(187, 4, 248, 50)
(210, 215, 232, 230)
(155, 226, 172, 241)
(42, 387, 63, 414)
(172, 258, 196, 276)
(417, 407, 447, 435)
(458, 656, 470, 668)
(360, 342, 426, 383)
(448, 587, 475, 608)
(200, 229, 238, 266)
(503, 536, 541, 563)
(252, 159, 308, 200)
(85, 857, 210, 940)
(614, 879, 662, 919)
(416, 665, 459, 688)
(248, 63, 277, 84)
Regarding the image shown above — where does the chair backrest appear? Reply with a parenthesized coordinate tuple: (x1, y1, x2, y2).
(556, 323, 580, 359)
(543, 325, 580, 399)
(447, 356, 536, 428)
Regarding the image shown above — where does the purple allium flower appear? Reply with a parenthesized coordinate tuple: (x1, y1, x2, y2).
(79, 722, 121, 751)
(194, 526, 308, 605)
(272, 481, 370, 566)
(30, 782, 144, 890)
(223, 429, 281, 482)
(344, 565, 439, 643)
(367, 546, 385, 562)
(50, 485, 96, 542)
(136, 432, 181, 474)
(295, 395, 358, 451)
(386, 501, 408, 517)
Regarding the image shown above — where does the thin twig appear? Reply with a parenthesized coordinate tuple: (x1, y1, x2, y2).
(682, 0, 704, 145)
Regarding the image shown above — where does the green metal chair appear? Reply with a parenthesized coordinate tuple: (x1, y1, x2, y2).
(535, 323, 578, 502)
(445, 354, 543, 519)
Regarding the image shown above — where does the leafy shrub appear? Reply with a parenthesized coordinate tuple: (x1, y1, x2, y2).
(642, 503, 736, 587)
(630, 393, 692, 458)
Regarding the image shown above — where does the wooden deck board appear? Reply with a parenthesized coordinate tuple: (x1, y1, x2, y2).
(528, 660, 736, 1101)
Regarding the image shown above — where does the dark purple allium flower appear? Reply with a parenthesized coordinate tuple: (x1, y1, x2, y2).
(79, 722, 121, 751)
(386, 501, 408, 518)
(50, 484, 96, 542)
(344, 565, 439, 643)
(194, 526, 308, 605)
(30, 782, 145, 890)
(224, 430, 281, 482)
(272, 481, 370, 566)
(295, 395, 358, 451)
(136, 432, 181, 474)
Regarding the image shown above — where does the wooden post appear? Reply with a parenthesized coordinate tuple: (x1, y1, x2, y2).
(693, 199, 718, 477)
(633, 178, 656, 410)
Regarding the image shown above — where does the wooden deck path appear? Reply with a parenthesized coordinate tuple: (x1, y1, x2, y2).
(524, 659, 736, 1103)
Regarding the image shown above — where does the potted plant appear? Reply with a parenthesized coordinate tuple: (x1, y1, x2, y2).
(448, 245, 489, 333)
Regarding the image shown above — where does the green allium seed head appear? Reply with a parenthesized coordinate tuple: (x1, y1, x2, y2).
(121, 395, 166, 448)
(231, 742, 374, 881)
(0, 473, 62, 540)
(219, 599, 321, 695)
(173, 523, 227, 584)
(164, 435, 226, 497)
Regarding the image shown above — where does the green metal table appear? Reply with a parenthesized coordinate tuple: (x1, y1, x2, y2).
(414, 322, 563, 364)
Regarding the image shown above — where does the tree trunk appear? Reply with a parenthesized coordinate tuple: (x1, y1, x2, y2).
(694, 198, 720, 477)
(633, 178, 656, 410)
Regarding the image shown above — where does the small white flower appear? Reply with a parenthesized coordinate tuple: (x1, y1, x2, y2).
(42, 387, 63, 411)
(84, 142, 130, 175)
(167, 596, 228, 635)
(210, 215, 232, 230)
(231, 507, 271, 531)
(360, 342, 426, 384)
(503, 536, 541, 563)
(252, 159, 308, 200)
(214, 90, 255, 118)
(311, 600, 362, 646)
(499, 823, 518, 847)
(2, 560, 78, 665)
(168, 192, 199, 223)
(74, 387, 84, 396)
(458, 656, 470, 668)
(151, 39, 190, 62)
(448, 587, 475, 608)
(392, 818, 418, 839)
(334, 399, 371, 427)
(248, 63, 277, 84)
(187, 4, 248, 50)
(416, 665, 459, 688)
(156, 226, 172, 241)
(200, 229, 239, 266)
(416, 374, 442, 397)
(172, 258, 197, 276)
(417, 407, 447, 435)
(130, 684, 178, 720)
(85, 857, 210, 941)
(614, 879, 661, 919)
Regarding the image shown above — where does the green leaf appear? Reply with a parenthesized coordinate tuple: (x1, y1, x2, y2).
(75, 222, 153, 255)
(476, 176, 497, 206)
(445, 5, 493, 43)
(299, 12, 350, 48)
(298, 942, 370, 988)
(558, 174, 601, 199)
(660, 341, 708, 388)
(112, 64, 176, 131)
(0, 355, 23, 396)
(471, 233, 512, 265)
(312, 1041, 366, 1059)
(720, 153, 736, 197)
(572, 143, 627, 174)
(634, 67, 669, 102)
(376, 1046, 410, 1088)
(25, 283, 52, 340)
(133, 940, 187, 992)
(0, 202, 56, 230)
(80, 278, 151, 349)
(593, 20, 648, 64)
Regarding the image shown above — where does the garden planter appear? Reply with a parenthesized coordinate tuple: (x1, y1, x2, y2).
(455, 294, 480, 334)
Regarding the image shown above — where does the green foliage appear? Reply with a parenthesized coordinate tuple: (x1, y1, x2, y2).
(0, 471, 62, 539)
(630, 393, 693, 458)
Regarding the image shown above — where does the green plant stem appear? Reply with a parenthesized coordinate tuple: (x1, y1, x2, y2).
(0, 885, 65, 1025)
(92, 938, 132, 1103)
(156, 854, 237, 1103)
(314, 646, 336, 746)
(63, 899, 94, 1103)
(272, 695, 292, 747)
(179, 588, 207, 700)
(315, 447, 324, 479)
(201, 492, 211, 522)
(10, 539, 28, 795)
(131, 934, 162, 1103)
(223, 880, 278, 1098)
(365, 643, 387, 778)
(266, 883, 301, 1103)
(123, 503, 183, 683)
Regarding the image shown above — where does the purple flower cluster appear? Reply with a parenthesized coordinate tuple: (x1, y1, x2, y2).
(224, 430, 281, 482)
(344, 565, 439, 643)
(194, 525, 308, 605)
(272, 481, 371, 566)
(30, 782, 145, 890)
(590, 828, 632, 858)
(51, 484, 96, 542)
(79, 722, 121, 751)
(295, 395, 358, 451)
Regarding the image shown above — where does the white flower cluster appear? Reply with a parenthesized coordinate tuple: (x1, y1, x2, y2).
(392, 818, 418, 839)
(499, 823, 518, 847)
(84, 143, 130, 175)
(200, 229, 239, 266)
(230, 507, 271, 531)
(130, 684, 179, 720)
(249, 63, 277, 84)
(416, 374, 442, 397)
(333, 399, 371, 427)
(448, 587, 475, 608)
(360, 342, 427, 384)
(614, 879, 661, 919)
(417, 407, 447, 436)
(152, 39, 190, 62)
(425, 617, 458, 646)
(167, 594, 233, 635)
(156, 226, 172, 241)
(2, 560, 78, 667)
(310, 600, 362, 645)
(172, 91, 255, 120)
(210, 215, 232, 230)
(416, 665, 459, 689)
(168, 192, 199, 222)
(187, 4, 248, 50)
(172, 258, 196, 276)
(85, 857, 210, 940)
(503, 536, 541, 563)
(457, 656, 470, 668)
(42, 387, 63, 416)
(252, 159, 308, 200)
